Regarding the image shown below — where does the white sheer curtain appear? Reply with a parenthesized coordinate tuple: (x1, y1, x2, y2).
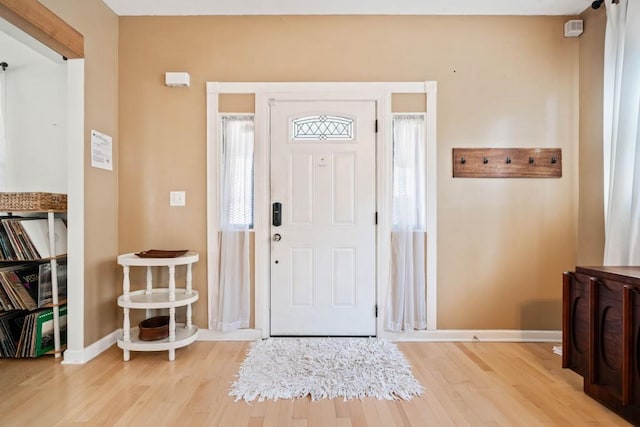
(211, 116, 254, 331)
(386, 114, 427, 331)
(0, 68, 7, 191)
(603, 0, 640, 265)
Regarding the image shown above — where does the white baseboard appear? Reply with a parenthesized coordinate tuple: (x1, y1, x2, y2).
(197, 328, 262, 341)
(60, 327, 262, 363)
(58, 328, 560, 364)
(381, 329, 561, 342)
(198, 328, 560, 343)
(62, 330, 119, 365)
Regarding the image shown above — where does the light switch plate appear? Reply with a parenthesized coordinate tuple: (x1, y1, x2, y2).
(170, 191, 186, 206)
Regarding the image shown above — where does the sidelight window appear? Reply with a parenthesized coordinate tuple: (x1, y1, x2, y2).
(221, 115, 254, 229)
(392, 114, 426, 231)
(386, 113, 427, 332)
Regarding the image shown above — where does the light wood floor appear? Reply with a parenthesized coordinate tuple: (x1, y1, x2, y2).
(0, 341, 631, 426)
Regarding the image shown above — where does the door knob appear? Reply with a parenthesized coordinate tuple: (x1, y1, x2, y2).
(273, 233, 282, 242)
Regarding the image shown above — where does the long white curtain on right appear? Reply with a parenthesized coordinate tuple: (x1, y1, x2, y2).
(385, 114, 427, 331)
(603, 0, 640, 265)
(211, 116, 254, 332)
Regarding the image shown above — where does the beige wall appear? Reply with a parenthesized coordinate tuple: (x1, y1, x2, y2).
(119, 15, 579, 330)
(39, 0, 119, 345)
(577, 8, 606, 265)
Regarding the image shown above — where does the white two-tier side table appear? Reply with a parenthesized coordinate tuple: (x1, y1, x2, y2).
(116, 251, 199, 361)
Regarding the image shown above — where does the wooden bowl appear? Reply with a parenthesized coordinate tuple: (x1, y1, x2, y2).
(138, 316, 169, 341)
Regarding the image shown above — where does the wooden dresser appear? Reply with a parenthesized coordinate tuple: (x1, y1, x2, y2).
(563, 266, 640, 425)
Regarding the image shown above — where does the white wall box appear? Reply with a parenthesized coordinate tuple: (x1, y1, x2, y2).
(165, 72, 190, 87)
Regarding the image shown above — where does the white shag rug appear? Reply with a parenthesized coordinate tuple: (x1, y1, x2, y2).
(230, 338, 424, 402)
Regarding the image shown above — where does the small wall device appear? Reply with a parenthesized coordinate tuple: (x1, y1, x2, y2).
(564, 20, 584, 37)
(165, 72, 190, 87)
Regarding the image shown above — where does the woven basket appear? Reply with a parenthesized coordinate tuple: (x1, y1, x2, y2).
(139, 316, 169, 341)
(0, 192, 67, 212)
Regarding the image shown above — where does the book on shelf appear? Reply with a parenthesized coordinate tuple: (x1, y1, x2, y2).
(34, 305, 67, 356)
(0, 310, 23, 356)
(15, 311, 34, 358)
(1, 218, 38, 260)
(0, 224, 17, 260)
(0, 216, 67, 261)
(10, 263, 39, 303)
(19, 218, 67, 259)
(37, 262, 67, 307)
(0, 305, 67, 358)
(0, 288, 13, 310)
(0, 269, 37, 311)
(0, 261, 66, 311)
(11, 219, 40, 259)
(0, 218, 23, 260)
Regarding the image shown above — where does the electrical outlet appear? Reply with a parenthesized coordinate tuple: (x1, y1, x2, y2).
(170, 191, 186, 206)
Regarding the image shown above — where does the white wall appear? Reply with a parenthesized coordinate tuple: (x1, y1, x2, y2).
(0, 30, 67, 193)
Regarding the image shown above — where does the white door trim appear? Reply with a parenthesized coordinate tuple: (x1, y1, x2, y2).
(206, 81, 437, 337)
(205, 84, 220, 330)
(65, 59, 85, 360)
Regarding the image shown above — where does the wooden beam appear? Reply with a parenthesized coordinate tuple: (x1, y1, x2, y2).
(0, 0, 83, 59)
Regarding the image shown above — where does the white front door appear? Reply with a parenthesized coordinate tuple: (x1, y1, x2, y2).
(269, 100, 377, 336)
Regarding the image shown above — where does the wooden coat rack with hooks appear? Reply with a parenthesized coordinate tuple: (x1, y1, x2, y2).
(452, 148, 562, 178)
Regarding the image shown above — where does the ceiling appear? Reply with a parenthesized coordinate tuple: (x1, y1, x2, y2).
(101, 0, 592, 17)
(0, 21, 62, 67)
(0, 30, 31, 68)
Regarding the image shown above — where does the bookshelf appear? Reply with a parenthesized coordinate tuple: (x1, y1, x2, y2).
(0, 192, 67, 359)
(116, 251, 199, 361)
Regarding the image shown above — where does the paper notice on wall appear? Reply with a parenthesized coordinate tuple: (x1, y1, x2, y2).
(91, 129, 113, 171)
